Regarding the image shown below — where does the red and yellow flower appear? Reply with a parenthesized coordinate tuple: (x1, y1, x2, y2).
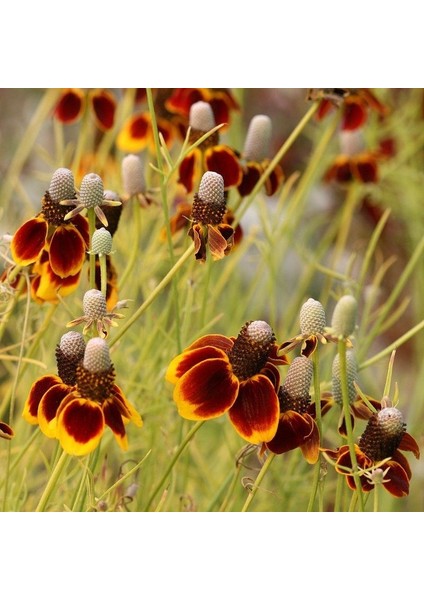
(54, 88, 117, 131)
(323, 404, 420, 497)
(23, 333, 142, 456)
(166, 320, 289, 444)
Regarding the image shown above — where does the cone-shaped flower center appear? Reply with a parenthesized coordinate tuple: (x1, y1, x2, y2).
(227, 320, 275, 380)
(77, 337, 115, 402)
(91, 227, 113, 255)
(243, 115, 272, 162)
(80, 173, 104, 208)
(49, 167, 76, 202)
(331, 294, 358, 337)
(83, 289, 107, 319)
(56, 331, 86, 385)
(41, 191, 70, 226)
(332, 350, 358, 404)
(279, 356, 313, 412)
(300, 298, 326, 336)
(358, 406, 406, 462)
(191, 171, 226, 225)
(122, 154, 146, 197)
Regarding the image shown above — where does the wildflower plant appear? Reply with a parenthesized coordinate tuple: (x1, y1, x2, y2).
(0, 88, 423, 513)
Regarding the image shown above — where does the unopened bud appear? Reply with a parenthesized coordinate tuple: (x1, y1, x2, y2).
(91, 227, 113, 255)
(300, 298, 326, 336)
(83, 289, 107, 319)
(282, 356, 313, 399)
(243, 115, 272, 162)
(332, 350, 358, 404)
(121, 154, 146, 197)
(80, 173, 104, 208)
(331, 295, 358, 338)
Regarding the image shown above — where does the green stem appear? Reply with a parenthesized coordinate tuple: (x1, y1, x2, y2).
(119, 198, 142, 291)
(35, 449, 70, 512)
(241, 452, 275, 512)
(99, 254, 107, 297)
(218, 464, 243, 512)
(109, 244, 194, 348)
(87, 208, 96, 289)
(144, 421, 204, 511)
(307, 350, 323, 511)
(338, 339, 365, 511)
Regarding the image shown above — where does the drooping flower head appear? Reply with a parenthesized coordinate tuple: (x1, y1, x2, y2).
(166, 320, 289, 444)
(324, 402, 420, 497)
(54, 88, 117, 131)
(188, 171, 235, 261)
(265, 356, 320, 463)
(66, 288, 127, 338)
(121, 154, 152, 207)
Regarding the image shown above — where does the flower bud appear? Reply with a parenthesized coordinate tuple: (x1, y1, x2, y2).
(49, 167, 76, 202)
(300, 298, 326, 336)
(121, 154, 146, 197)
(331, 295, 357, 338)
(83, 337, 112, 373)
(243, 115, 272, 162)
(83, 289, 107, 319)
(332, 349, 358, 405)
(91, 227, 113, 255)
(189, 101, 215, 132)
(80, 173, 104, 208)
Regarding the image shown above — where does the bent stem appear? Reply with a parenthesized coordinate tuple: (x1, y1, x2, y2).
(35, 449, 71, 512)
(144, 420, 204, 511)
(241, 452, 275, 512)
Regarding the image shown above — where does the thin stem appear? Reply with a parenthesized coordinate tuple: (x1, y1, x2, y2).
(338, 339, 365, 511)
(144, 420, 204, 511)
(99, 254, 107, 297)
(241, 452, 275, 512)
(35, 449, 70, 512)
(307, 350, 323, 511)
(218, 464, 243, 512)
(119, 198, 142, 291)
(87, 208, 96, 289)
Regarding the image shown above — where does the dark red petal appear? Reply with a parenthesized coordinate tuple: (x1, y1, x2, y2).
(49, 225, 86, 277)
(22, 374, 62, 423)
(188, 223, 207, 261)
(260, 363, 280, 391)
(391, 450, 412, 479)
(72, 213, 90, 248)
(38, 383, 74, 437)
(300, 418, 320, 464)
(54, 89, 85, 124)
(174, 358, 239, 420)
(178, 151, 198, 193)
(316, 99, 334, 120)
(353, 155, 379, 183)
(89, 89, 116, 131)
(238, 164, 262, 197)
(266, 410, 315, 455)
(166, 345, 228, 383)
(264, 163, 284, 196)
(103, 398, 126, 441)
(342, 100, 367, 131)
(383, 461, 410, 497)
(229, 375, 279, 444)
(57, 395, 105, 456)
(301, 336, 318, 358)
(268, 344, 290, 366)
(0, 421, 14, 440)
(11, 218, 47, 265)
(326, 157, 354, 183)
(205, 146, 243, 189)
(165, 88, 204, 117)
(31, 258, 81, 303)
(187, 334, 234, 353)
(398, 432, 420, 459)
(208, 224, 233, 260)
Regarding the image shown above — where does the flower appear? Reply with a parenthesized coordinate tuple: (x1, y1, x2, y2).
(165, 88, 239, 132)
(237, 114, 284, 197)
(54, 88, 117, 131)
(165, 320, 289, 444)
(323, 403, 420, 497)
(279, 298, 340, 357)
(324, 130, 383, 185)
(61, 172, 121, 228)
(10, 168, 90, 302)
(66, 288, 127, 338)
(264, 356, 320, 463)
(308, 88, 389, 131)
(24, 335, 143, 456)
(0, 421, 14, 440)
(187, 171, 236, 262)
(178, 101, 242, 193)
(121, 154, 153, 207)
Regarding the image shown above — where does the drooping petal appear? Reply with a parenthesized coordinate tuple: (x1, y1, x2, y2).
(300, 419, 320, 464)
(391, 450, 412, 480)
(238, 163, 262, 197)
(342, 99, 367, 131)
(188, 223, 206, 261)
(398, 432, 420, 459)
(103, 398, 128, 450)
(264, 162, 284, 196)
(0, 421, 14, 440)
(38, 383, 74, 438)
(54, 89, 85, 124)
(204, 145, 242, 189)
(89, 89, 116, 131)
(383, 461, 410, 497)
(353, 154, 379, 183)
(229, 375, 279, 444)
(325, 156, 354, 183)
(265, 410, 315, 456)
(31, 258, 81, 303)
(166, 345, 229, 384)
(57, 394, 105, 456)
(174, 358, 239, 420)
(208, 224, 234, 260)
(11, 218, 47, 265)
(187, 334, 234, 353)
(111, 384, 143, 427)
(165, 88, 204, 117)
(72, 213, 90, 248)
(260, 363, 281, 391)
(49, 224, 86, 277)
(22, 374, 62, 424)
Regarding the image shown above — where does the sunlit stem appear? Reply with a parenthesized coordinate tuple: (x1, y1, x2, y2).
(99, 253, 107, 297)
(35, 449, 71, 512)
(307, 349, 324, 511)
(87, 208, 97, 289)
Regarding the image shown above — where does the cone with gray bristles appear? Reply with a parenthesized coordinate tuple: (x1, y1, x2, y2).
(331, 295, 358, 338)
(49, 167, 76, 202)
(122, 154, 146, 198)
(189, 101, 216, 132)
(332, 349, 358, 405)
(243, 115, 272, 162)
